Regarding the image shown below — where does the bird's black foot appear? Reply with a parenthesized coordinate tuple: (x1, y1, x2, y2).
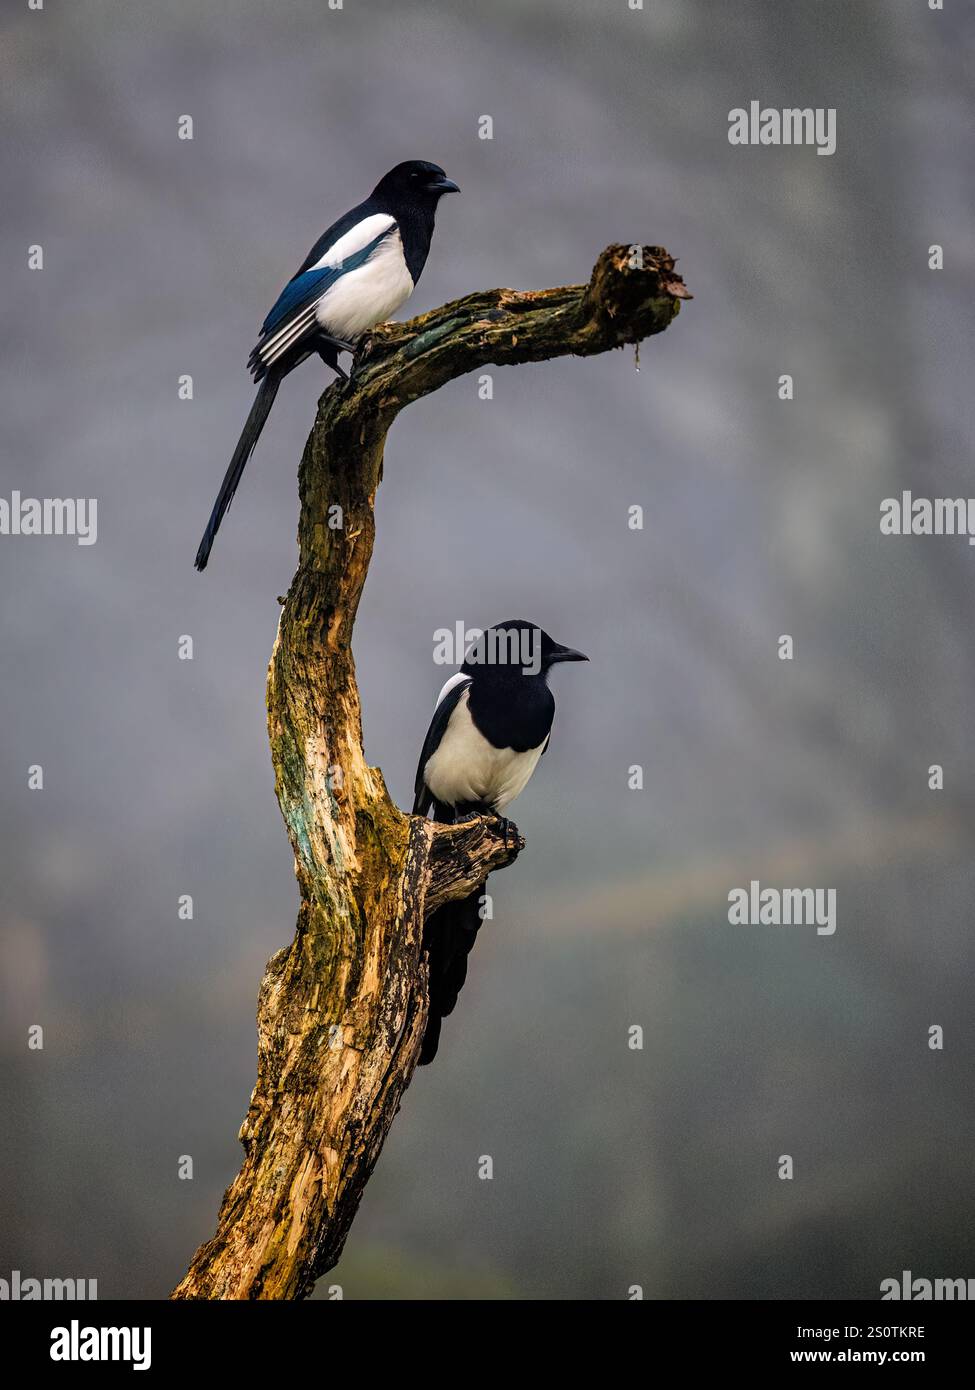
(494, 815, 521, 853)
(317, 335, 356, 382)
(454, 803, 520, 854)
(479, 805, 519, 852)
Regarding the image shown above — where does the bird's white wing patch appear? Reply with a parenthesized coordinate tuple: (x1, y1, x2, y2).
(434, 671, 471, 710)
(307, 213, 397, 271)
(315, 226, 414, 340)
(255, 217, 412, 371)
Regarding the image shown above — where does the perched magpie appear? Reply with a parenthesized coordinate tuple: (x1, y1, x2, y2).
(194, 159, 459, 571)
(413, 620, 588, 1064)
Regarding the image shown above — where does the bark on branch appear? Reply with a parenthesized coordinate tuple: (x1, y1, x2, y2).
(172, 244, 688, 1300)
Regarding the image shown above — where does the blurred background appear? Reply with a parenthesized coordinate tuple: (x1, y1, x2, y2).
(2, 0, 974, 1300)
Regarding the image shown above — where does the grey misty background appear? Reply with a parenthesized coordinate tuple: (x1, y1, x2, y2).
(1, 0, 973, 1300)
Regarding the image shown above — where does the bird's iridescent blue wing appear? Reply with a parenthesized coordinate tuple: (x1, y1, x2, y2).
(248, 223, 392, 379)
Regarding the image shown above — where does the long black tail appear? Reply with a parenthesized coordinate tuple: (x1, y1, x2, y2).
(419, 886, 486, 1066)
(194, 373, 281, 571)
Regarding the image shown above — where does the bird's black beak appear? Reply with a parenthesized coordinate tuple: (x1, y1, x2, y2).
(427, 176, 460, 194)
(547, 646, 588, 665)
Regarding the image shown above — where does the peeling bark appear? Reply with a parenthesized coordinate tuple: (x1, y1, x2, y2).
(172, 244, 688, 1300)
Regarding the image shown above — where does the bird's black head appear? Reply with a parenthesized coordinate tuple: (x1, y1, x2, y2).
(462, 619, 588, 681)
(371, 160, 460, 213)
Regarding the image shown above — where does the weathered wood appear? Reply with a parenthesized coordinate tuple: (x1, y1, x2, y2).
(172, 244, 688, 1300)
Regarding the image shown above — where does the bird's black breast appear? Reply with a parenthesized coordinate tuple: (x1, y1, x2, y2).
(394, 206, 435, 285)
(467, 677, 555, 753)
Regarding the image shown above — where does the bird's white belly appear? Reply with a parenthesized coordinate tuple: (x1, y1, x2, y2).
(316, 229, 414, 339)
(424, 692, 545, 811)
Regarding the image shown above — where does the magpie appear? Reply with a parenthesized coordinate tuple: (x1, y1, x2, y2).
(194, 159, 459, 571)
(412, 620, 588, 1065)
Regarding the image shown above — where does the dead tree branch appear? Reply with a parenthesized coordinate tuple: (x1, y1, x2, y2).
(172, 245, 689, 1299)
